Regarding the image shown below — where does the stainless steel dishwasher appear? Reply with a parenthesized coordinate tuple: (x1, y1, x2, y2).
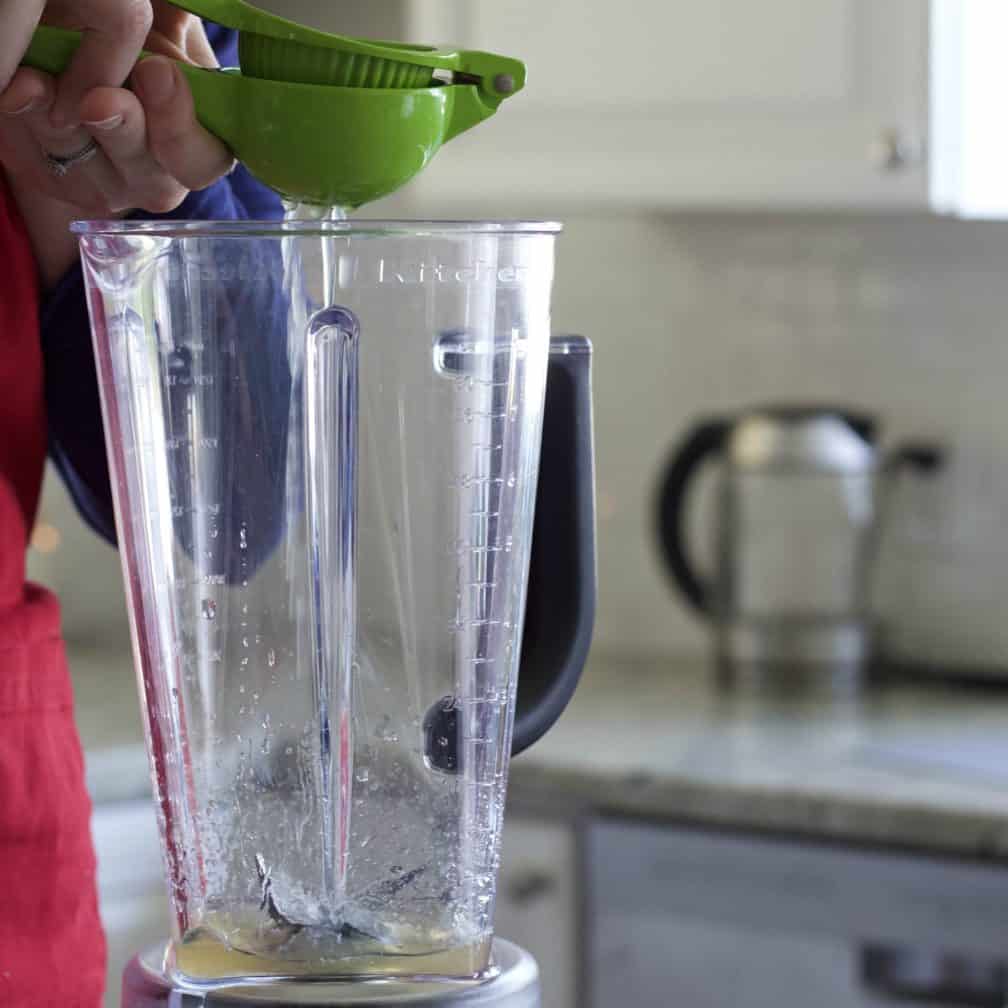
(586, 819, 1008, 1008)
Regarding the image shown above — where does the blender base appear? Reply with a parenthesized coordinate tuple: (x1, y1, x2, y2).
(121, 940, 540, 1008)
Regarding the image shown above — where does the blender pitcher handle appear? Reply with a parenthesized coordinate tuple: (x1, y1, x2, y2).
(512, 335, 596, 756)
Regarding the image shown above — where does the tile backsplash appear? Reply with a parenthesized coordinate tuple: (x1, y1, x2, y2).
(542, 211, 1008, 667)
(30, 209, 1008, 671)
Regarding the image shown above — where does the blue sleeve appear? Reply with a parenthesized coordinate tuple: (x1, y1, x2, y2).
(42, 24, 284, 546)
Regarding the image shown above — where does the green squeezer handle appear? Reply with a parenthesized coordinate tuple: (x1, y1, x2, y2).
(22, 23, 518, 206)
(167, 0, 526, 104)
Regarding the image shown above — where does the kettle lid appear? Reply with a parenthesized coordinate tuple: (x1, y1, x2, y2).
(729, 406, 877, 473)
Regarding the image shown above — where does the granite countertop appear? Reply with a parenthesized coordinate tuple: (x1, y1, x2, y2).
(74, 649, 1008, 859)
(508, 657, 1008, 859)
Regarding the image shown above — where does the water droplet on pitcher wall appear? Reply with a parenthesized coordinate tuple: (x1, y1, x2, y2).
(267, 649, 277, 668)
(374, 716, 399, 743)
(201, 599, 217, 620)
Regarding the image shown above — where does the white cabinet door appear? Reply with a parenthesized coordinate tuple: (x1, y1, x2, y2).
(406, 0, 928, 209)
(92, 802, 169, 1008)
(496, 817, 579, 1008)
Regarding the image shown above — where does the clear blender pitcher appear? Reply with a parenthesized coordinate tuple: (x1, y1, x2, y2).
(75, 219, 594, 990)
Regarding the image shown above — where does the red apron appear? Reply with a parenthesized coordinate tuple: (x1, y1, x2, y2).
(0, 180, 106, 1006)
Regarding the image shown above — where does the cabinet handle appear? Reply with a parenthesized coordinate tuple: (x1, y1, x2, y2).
(861, 943, 1008, 1007)
(869, 128, 923, 173)
(507, 871, 556, 906)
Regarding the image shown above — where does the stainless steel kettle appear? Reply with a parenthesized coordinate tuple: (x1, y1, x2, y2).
(656, 406, 942, 683)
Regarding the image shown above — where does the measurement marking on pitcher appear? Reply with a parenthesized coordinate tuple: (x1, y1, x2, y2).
(167, 506, 224, 519)
(156, 574, 230, 591)
(452, 476, 508, 489)
(457, 697, 508, 709)
(162, 436, 220, 451)
(460, 409, 516, 422)
(453, 378, 511, 390)
(456, 545, 512, 556)
(127, 438, 221, 456)
(449, 619, 504, 632)
(442, 340, 520, 356)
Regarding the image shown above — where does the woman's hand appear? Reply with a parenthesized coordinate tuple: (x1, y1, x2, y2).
(0, 4, 236, 287)
(0, 0, 154, 128)
(0, 5, 233, 218)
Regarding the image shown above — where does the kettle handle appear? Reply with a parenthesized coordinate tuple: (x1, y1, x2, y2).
(655, 419, 731, 617)
(512, 336, 596, 756)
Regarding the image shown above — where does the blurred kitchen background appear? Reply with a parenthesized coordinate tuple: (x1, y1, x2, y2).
(31, 2, 1008, 1006)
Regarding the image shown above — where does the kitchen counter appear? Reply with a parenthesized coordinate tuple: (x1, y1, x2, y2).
(508, 657, 1008, 859)
(74, 650, 1008, 859)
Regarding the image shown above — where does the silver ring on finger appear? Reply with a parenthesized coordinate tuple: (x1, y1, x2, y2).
(44, 139, 100, 178)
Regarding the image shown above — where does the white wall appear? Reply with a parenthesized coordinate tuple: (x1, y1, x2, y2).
(253, 0, 405, 37)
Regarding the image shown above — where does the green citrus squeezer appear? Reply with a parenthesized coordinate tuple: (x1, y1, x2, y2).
(22, 0, 525, 207)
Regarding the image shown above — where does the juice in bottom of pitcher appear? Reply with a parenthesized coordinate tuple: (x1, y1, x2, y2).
(173, 915, 493, 983)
